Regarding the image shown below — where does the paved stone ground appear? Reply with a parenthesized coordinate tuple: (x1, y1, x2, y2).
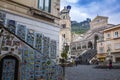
(65, 65, 120, 80)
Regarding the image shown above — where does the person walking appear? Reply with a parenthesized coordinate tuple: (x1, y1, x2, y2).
(75, 58, 79, 66)
(75, 59, 78, 66)
(109, 59, 112, 69)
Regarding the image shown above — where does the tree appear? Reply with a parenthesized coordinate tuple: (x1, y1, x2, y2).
(60, 44, 69, 80)
(61, 44, 69, 60)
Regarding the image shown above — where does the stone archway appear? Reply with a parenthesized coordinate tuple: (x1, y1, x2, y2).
(0, 55, 20, 80)
(88, 41, 93, 49)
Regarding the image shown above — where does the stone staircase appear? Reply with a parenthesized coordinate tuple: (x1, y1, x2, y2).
(79, 49, 97, 64)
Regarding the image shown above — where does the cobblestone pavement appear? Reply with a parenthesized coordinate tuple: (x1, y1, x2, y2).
(65, 65, 120, 80)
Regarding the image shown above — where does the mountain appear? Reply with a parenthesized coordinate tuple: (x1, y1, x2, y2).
(71, 18, 91, 34)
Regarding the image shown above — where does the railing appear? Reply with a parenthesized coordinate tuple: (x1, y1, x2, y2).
(79, 49, 97, 64)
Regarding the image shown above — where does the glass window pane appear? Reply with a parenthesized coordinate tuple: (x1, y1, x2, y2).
(45, 0, 50, 12)
(38, 0, 44, 10)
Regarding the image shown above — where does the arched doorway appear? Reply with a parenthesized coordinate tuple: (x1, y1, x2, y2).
(88, 41, 93, 49)
(94, 35, 99, 49)
(0, 55, 19, 80)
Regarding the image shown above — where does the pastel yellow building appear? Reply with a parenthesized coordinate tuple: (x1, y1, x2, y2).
(97, 24, 120, 62)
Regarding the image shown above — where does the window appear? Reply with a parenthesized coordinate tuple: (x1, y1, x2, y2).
(115, 43, 120, 49)
(63, 34, 65, 38)
(62, 24, 66, 28)
(77, 46, 81, 49)
(72, 47, 76, 50)
(99, 47, 104, 53)
(63, 16, 66, 19)
(0, 12, 6, 25)
(114, 31, 119, 38)
(38, 0, 51, 12)
(106, 33, 110, 38)
(96, 19, 100, 22)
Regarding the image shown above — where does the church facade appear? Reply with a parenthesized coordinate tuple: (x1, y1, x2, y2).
(70, 16, 115, 61)
(59, 6, 71, 58)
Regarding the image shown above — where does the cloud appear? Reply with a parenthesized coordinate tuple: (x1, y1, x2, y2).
(65, 0, 79, 3)
(60, 0, 120, 24)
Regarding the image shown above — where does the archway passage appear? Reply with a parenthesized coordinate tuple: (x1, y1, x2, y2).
(88, 41, 93, 49)
(0, 55, 19, 80)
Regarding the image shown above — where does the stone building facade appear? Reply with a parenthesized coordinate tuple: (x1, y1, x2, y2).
(0, 0, 63, 80)
(70, 16, 115, 61)
(59, 6, 71, 58)
(97, 24, 120, 62)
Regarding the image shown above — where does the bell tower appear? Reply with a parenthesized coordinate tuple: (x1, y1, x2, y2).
(60, 5, 71, 45)
(59, 5, 72, 58)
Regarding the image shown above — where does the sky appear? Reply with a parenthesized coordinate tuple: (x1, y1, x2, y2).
(60, 0, 120, 24)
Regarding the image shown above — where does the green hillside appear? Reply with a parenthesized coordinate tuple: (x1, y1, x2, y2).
(71, 19, 91, 34)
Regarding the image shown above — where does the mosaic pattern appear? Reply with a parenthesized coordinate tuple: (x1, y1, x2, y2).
(34, 51, 42, 79)
(21, 48, 34, 80)
(0, 12, 63, 80)
(50, 40, 57, 59)
(40, 57, 47, 79)
(26, 29, 34, 46)
(16, 24, 26, 41)
(46, 62, 57, 80)
(43, 36, 50, 57)
(34, 33, 43, 53)
(0, 12, 6, 25)
(56, 66, 63, 80)
(2, 59, 16, 80)
(7, 20, 16, 34)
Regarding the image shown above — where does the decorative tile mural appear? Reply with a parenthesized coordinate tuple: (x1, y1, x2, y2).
(34, 33, 43, 53)
(50, 40, 57, 59)
(43, 36, 50, 57)
(26, 29, 34, 47)
(0, 11, 62, 80)
(46, 62, 57, 80)
(16, 24, 26, 41)
(34, 50, 42, 79)
(7, 19, 16, 34)
(0, 12, 6, 25)
(2, 59, 16, 80)
(21, 48, 35, 80)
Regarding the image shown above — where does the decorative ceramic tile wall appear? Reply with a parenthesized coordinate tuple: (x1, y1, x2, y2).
(34, 51, 42, 79)
(34, 33, 43, 53)
(0, 11, 62, 80)
(21, 48, 35, 80)
(26, 29, 34, 46)
(43, 36, 50, 57)
(50, 40, 57, 59)
(0, 12, 6, 25)
(7, 19, 16, 34)
(16, 24, 26, 41)
(2, 59, 15, 80)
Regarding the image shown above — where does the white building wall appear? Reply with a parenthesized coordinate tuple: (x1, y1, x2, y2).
(5, 11, 60, 61)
